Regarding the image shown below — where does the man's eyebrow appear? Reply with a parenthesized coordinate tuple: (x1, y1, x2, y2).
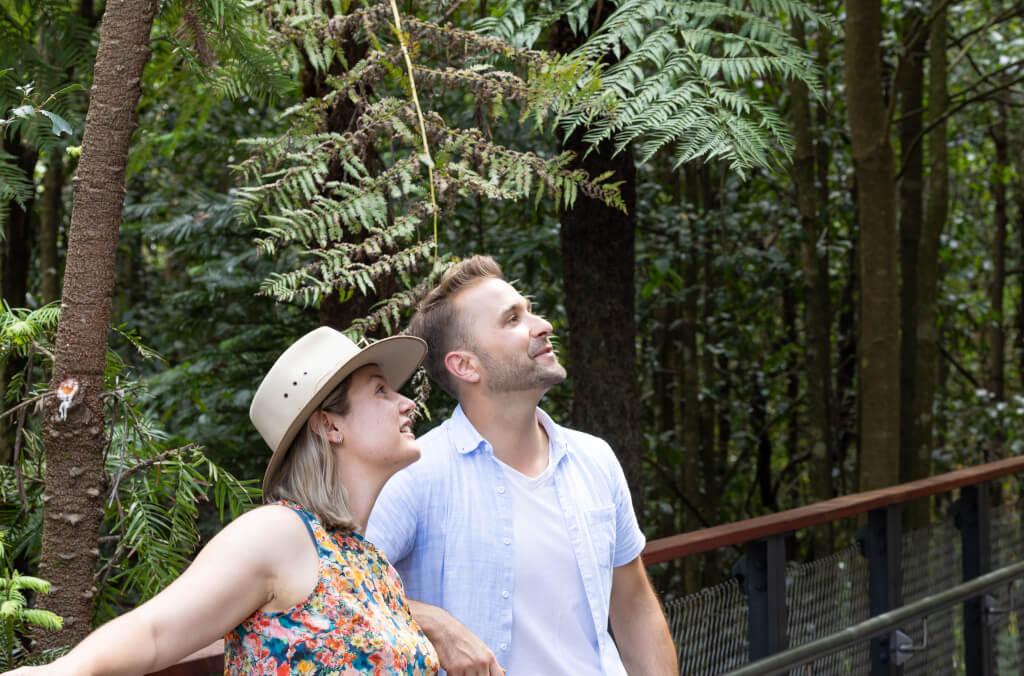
(500, 300, 528, 317)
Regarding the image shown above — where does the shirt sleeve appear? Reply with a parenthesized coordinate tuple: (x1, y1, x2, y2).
(366, 464, 420, 565)
(609, 445, 646, 567)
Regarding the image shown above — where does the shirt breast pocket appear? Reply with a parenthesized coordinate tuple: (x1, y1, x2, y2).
(585, 506, 616, 570)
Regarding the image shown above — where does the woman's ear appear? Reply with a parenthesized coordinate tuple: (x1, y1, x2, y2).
(444, 350, 480, 387)
(312, 411, 345, 445)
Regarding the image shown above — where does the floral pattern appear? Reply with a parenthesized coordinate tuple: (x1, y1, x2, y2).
(224, 501, 438, 675)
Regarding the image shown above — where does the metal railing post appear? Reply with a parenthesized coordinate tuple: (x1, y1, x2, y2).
(956, 482, 994, 676)
(858, 505, 903, 675)
(734, 534, 788, 661)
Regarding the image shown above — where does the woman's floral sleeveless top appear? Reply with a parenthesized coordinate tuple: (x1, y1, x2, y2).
(224, 501, 439, 675)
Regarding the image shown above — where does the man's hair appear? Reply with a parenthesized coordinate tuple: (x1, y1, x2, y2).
(409, 255, 504, 397)
(264, 378, 357, 531)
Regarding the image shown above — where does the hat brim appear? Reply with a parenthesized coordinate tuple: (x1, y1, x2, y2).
(261, 334, 426, 493)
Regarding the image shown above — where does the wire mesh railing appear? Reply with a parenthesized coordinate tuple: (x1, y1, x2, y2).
(647, 456, 1024, 675)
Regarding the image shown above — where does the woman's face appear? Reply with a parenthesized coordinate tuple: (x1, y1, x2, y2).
(328, 364, 420, 473)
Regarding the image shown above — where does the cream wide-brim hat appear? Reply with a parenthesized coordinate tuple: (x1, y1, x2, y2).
(250, 326, 426, 493)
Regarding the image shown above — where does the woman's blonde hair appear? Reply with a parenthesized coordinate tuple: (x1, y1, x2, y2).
(263, 378, 357, 530)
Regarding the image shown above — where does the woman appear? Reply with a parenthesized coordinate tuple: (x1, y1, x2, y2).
(6, 327, 438, 675)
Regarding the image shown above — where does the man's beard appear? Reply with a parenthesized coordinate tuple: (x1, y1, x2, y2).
(477, 349, 567, 394)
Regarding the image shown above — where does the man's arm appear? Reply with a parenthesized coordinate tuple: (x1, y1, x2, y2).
(609, 556, 679, 675)
(407, 600, 504, 676)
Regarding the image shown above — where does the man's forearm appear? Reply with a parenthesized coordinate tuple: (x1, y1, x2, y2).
(405, 599, 504, 676)
(614, 598, 678, 675)
(407, 599, 449, 646)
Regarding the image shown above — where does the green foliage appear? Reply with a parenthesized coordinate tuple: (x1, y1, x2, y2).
(237, 2, 624, 328)
(0, 1, 95, 228)
(0, 532, 64, 669)
(0, 304, 259, 625)
(479, 0, 830, 174)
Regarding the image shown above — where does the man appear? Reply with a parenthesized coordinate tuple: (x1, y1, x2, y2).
(367, 256, 678, 675)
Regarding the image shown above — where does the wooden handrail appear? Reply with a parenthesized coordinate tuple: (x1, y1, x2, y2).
(642, 455, 1024, 566)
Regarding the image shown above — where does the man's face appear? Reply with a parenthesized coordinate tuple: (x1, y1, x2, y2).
(453, 278, 567, 394)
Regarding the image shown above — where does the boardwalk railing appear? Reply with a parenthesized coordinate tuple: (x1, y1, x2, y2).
(151, 456, 1024, 675)
(645, 455, 1024, 675)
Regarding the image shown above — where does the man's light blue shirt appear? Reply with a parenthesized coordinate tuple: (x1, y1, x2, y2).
(366, 405, 646, 674)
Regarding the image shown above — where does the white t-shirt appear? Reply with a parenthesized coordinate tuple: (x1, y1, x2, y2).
(500, 455, 608, 675)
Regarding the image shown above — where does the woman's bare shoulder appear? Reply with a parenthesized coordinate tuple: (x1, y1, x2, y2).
(203, 504, 312, 568)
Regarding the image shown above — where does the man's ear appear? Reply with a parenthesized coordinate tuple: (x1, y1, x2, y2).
(444, 350, 481, 387)
(311, 411, 345, 445)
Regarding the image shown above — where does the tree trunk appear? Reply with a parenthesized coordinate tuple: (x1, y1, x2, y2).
(845, 0, 901, 491)
(987, 98, 1008, 461)
(37, 0, 159, 646)
(897, 9, 928, 527)
(1017, 173, 1024, 390)
(0, 140, 37, 466)
(913, 7, 947, 513)
(678, 167, 702, 593)
(836, 197, 859, 494)
(2, 138, 37, 309)
(560, 134, 642, 511)
(790, 17, 833, 518)
(39, 153, 65, 304)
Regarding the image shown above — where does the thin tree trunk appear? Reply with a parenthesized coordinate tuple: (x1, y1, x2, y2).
(845, 0, 901, 491)
(753, 373, 777, 511)
(836, 199, 859, 494)
(1017, 173, 1024, 390)
(898, 8, 928, 528)
(782, 282, 800, 469)
(2, 138, 37, 308)
(679, 165, 703, 593)
(987, 99, 1009, 462)
(790, 17, 833, 523)
(39, 152, 64, 304)
(913, 7, 947, 515)
(0, 140, 37, 466)
(38, 0, 159, 646)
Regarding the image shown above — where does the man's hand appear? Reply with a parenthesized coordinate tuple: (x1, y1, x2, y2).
(407, 600, 504, 676)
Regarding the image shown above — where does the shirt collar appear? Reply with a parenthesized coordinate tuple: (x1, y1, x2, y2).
(449, 404, 569, 464)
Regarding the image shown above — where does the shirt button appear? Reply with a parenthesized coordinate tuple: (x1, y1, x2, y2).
(501, 590, 510, 599)
(496, 485, 506, 494)
(500, 643, 508, 651)
(502, 537, 512, 545)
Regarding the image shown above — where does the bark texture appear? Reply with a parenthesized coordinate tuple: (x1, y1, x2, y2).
(844, 0, 901, 491)
(560, 134, 642, 510)
(38, 0, 160, 646)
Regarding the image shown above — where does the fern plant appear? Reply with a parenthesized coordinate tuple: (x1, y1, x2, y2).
(0, 304, 259, 624)
(0, 531, 64, 669)
(477, 0, 831, 175)
(236, 1, 623, 337)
